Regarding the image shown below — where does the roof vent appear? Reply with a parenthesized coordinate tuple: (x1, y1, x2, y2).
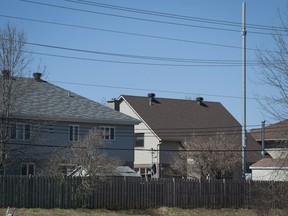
(33, 72, 42, 81)
(148, 93, 161, 106)
(2, 70, 11, 79)
(148, 93, 156, 106)
(196, 97, 204, 105)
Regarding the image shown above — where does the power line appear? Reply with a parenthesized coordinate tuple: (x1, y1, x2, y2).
(19, 0, 241, 33)
(4, 37, 261, 66)
(22, 40, 249, 63)
(20, 0, 286, 36)
(50, 80, 260, 100)
(0, 14, 280, 54)
(0, 14, 248, 51)
(6, 141, 266, 152)
(66, 0, 286, 32)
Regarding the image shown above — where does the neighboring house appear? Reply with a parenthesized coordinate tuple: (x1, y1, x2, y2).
(0, 72, 140, 175)
(108, 94, 262, 178)
(250, 120, 288, 181)
(250, 120, 288, 158)
(249, 158, 288, 181)
(68, 166, 141, 177)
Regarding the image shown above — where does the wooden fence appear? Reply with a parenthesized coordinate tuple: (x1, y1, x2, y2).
(0, 176, 282, 209)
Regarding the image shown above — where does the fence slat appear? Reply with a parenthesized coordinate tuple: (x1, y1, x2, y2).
(0, 176, 280, 209)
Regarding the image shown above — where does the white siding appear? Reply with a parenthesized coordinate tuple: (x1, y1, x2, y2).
(120, 100, 160, 166)
(251, 168, 288, 181)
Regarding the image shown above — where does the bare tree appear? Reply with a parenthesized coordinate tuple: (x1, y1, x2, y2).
(43, 129, 123, 194)
(170, 133, 241, 179)
(253, 7, 288, 215)
(256, 8, 288, 121)
(0, 23, 34, 173)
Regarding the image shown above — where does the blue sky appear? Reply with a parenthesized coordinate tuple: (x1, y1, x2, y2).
(1, 0, 286, 129)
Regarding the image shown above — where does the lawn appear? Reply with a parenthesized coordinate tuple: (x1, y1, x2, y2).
(1, 207, 264, 216)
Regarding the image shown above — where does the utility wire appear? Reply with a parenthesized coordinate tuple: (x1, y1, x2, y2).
(0, 14, 249, 51)
(1, 37, 259, 65)
(0, 14, 280, 54)
(20, 0, 287, 36)
(19, 0, 241, 33)
(66, 0, 286, 32)
(50, 80, 260, 100)
(6, 141, 267, 152)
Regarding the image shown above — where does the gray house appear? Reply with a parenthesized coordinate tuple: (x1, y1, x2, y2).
(0, 72, 139, 175)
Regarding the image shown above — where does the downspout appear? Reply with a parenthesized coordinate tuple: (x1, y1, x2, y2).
(261, 121, 266, 157)
(157, 142, 161, 178)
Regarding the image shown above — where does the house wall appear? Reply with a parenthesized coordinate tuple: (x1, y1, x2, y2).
(119, 100, 161, 177)
(251, 168, 288, 181)
(266, 148, 288, 159)
(119, 99, 181, 177)
(5, 120, 135, 175)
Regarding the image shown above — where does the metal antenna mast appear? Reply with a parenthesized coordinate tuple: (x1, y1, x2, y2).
(241, 1, 247, 179)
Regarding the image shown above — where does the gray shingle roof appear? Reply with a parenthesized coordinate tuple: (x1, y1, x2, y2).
(2, 77, 139, 125)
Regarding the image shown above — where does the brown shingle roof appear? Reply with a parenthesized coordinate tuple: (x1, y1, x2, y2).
(250, 120, 288, 141)
(121, 95, 262, 163)
(250, 157, 288, 169)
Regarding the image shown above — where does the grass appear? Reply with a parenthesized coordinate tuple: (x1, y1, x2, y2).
(1, 208, 262, 216)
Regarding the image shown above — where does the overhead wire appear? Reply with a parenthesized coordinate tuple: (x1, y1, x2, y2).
(6, 141, 269, 152)
(66, 0, 286, 32)
(49, 80, 259, 100)
(19, 0, 241, 33)
(20, 0, 288, 36)
(0, 37, 260, 66)
(1, 14, 281, 54)
(0, 14, 250, 51)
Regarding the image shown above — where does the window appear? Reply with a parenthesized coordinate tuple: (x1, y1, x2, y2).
(21, 163, 35, 176)
(135, 133, 144, 147)
(69, 125, 79, 141)
(10, 123, 31, 140)
(100, 126, 115, 140)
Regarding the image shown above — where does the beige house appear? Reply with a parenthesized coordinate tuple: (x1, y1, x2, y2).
(109, 94, 262, 178)
(250, 120, 288, 181)
(250, 158, 288, 181)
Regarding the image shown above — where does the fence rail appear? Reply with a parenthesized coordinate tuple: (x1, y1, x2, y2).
(0, 176, 283, 209)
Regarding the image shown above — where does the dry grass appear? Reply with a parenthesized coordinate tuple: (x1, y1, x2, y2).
(1, 208, 262, 216)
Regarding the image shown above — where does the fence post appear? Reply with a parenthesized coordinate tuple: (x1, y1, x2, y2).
(173, 177, 176, 207)
(223, 178, 226, 208)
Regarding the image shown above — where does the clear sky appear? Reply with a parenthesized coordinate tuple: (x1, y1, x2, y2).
(1, 0, 287, 130)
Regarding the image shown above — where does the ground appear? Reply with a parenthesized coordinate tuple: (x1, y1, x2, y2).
(1, 207, 280, 216)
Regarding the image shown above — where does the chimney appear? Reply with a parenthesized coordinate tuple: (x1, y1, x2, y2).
(2, 70, 11, 79)
(196, 97, 204, 106)
(148, 93, 156, 106)
(33, 72, 42, 81)
(107, 98, 120, 111)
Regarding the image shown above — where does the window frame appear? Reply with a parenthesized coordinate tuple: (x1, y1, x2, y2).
(100, 126, 115, 141)
(21, 163, 35, 176)
(69, 125, 79, 142)
(10, 122, 31, 140)
(135, 133, 145, 147)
